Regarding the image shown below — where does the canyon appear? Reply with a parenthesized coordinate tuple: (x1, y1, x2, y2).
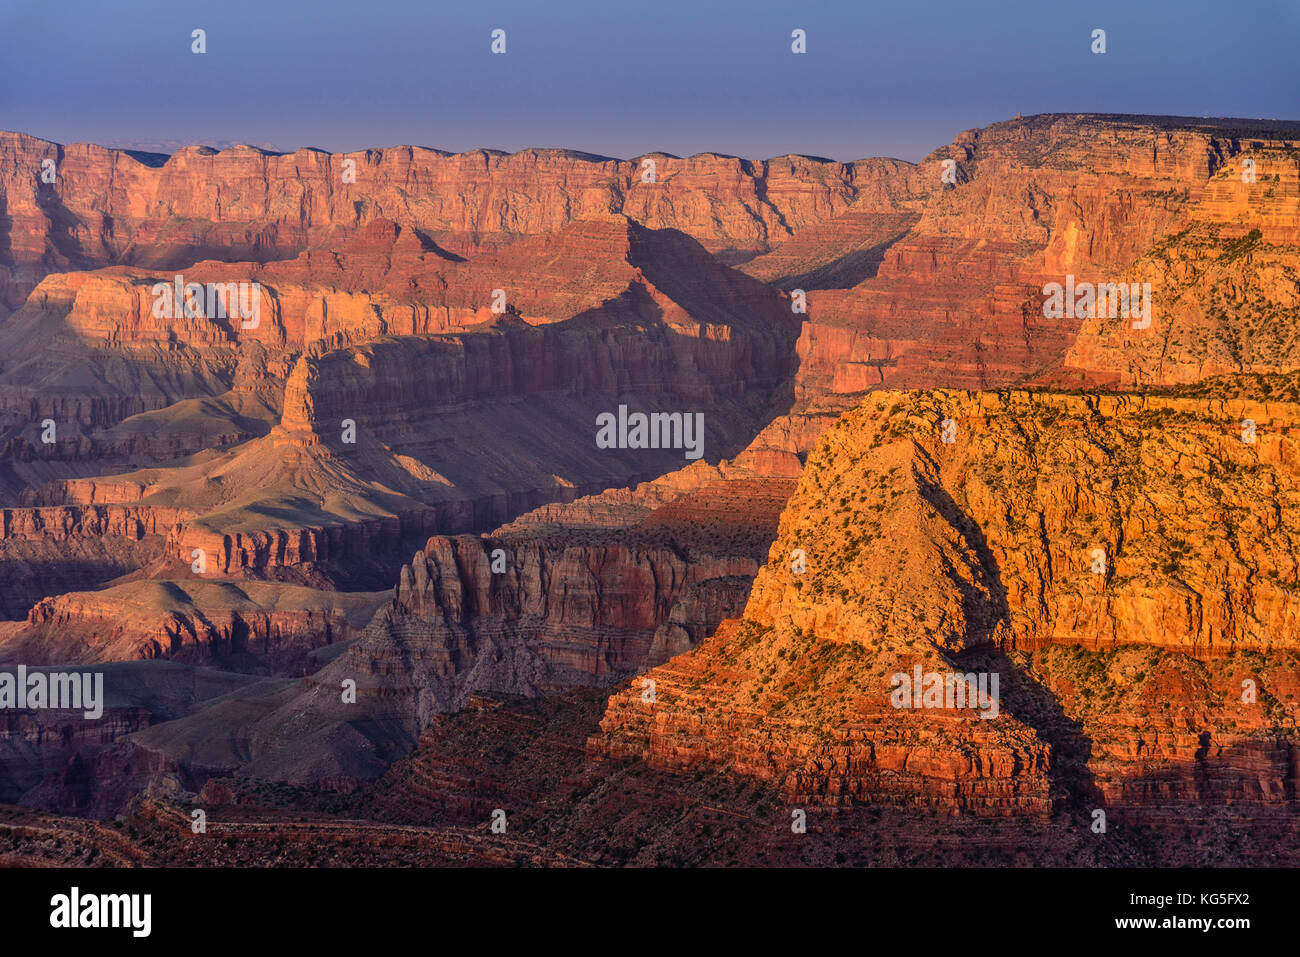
(1, 112, 1299, 864)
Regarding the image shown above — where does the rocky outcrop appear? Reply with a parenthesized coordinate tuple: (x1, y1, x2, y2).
(319, 408, 811, 722)
(594, 379, 1300, 814)
(369, 534, 758, 696)
(324, 466, 796, 718)
(122, 291, 795, 579)
(3, 580, 386, 673)
(743, 386, 1300, 657)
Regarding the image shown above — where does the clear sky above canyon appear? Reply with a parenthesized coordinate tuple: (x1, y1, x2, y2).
(2, 0, 1297, 161)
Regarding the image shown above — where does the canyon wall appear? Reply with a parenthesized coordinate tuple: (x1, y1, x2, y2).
(0, 129, 931, 311)
(791, 114, 1300, 401)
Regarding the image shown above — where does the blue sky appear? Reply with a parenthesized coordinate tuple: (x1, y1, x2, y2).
(1, 0, 1297, 161)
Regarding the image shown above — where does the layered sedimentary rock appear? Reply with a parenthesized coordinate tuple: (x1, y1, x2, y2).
(0, 505, 192, 618)
(128, 291, 792, 578)
(791, 114, 1300, 402)
(1026, 644, 1300, 816)
(1, 580, 386, 673)
(356, 685, 1299, 866)
(40, 433, 802, 798)
(1065, 148, 1300, 386)
(322, 405, 814, 724)
(594, 380, 1300, 814)
(0, 214, 799, 613)
(7, 114, 1296, 622)
(739, 210, 922, 289)
(370, 534, 758, 697)
(5, 113, 1300, 856)
(0, 129, 924, 311)
(0, 215, 789, 444)
(749, 386, 1300, 657)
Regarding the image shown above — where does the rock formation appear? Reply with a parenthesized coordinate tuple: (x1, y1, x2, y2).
(594, 381, 1300, 818)
(4, 112, 1300, 865)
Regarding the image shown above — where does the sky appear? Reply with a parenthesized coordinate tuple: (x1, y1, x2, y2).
(1, 0, 1297, 162)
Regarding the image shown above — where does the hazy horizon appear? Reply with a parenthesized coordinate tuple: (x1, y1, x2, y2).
(3, 0, 1298, 163)
(9, 108, 1300, 167)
